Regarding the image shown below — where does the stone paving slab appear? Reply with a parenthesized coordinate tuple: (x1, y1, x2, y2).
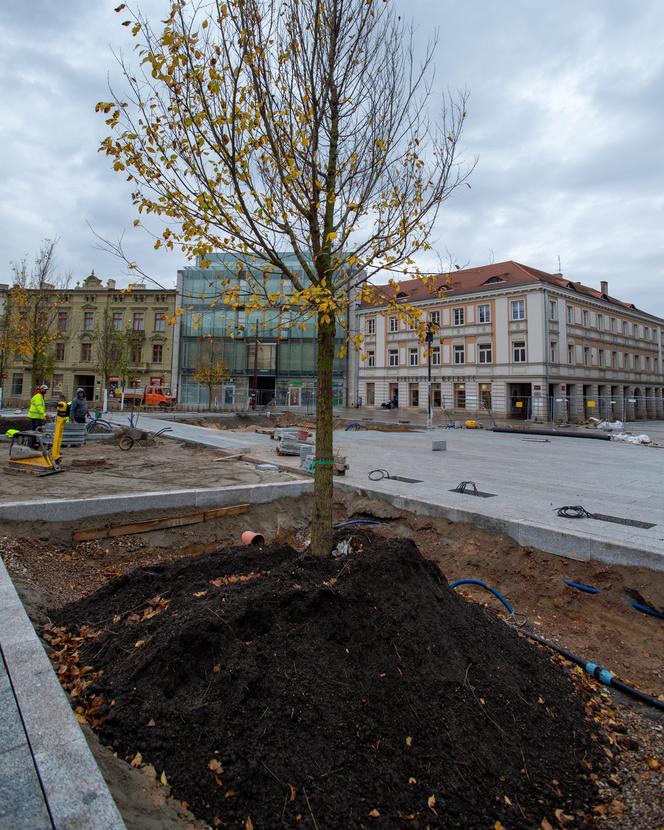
(0, 557, 126, 830)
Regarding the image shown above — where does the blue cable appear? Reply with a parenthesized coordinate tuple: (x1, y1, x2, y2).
(632, 602, 664, 620)
(333, 519, 383, 529)
(448, 579, 514, 615)
(562, 579, 600, 594)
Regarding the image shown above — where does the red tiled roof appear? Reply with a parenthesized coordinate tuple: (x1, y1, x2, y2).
(363, 260, 647, 315)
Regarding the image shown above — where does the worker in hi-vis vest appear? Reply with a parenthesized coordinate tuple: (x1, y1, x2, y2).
(28, 384, 49, 431)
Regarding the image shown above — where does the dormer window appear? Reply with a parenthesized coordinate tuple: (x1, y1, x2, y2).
(483, 276, 505, 285)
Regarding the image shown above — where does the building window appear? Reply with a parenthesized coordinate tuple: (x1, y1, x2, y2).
(388, 349, 398, 367)
(11, 373, 23, 395)
(633, 323, 638, 337)
(645, 356, 651, 371)
(366, 317, 375, 335)
(479, 383, 491, 410)
(568, 344, 575, 364)
(478, 304, 490, 323)
(152, 344, 163, 364)
(429, 310, 440, 327)
(597, 314, 603, 331)
(112, 312, 124, 331)
(133, 312, 145, 332)
(567, 306, 574, 324)
(454, 383, 466, 408)
(81, 342, 92, 362)
(611, 351, 617, 368)
(453, 307, 464, 326)
(388, 316, 398, 333)
(622, 321, 628, 335)
(611, 317, 617, 332)
(624, 353, 630, 369)
(478, 343, 492, 364)
(583, 310, 589, 327)
(366, 383, 375, 406)
(57, 311, 69, 333)
(644, 326, 649, 340)
(55, 342, 65, 361)
(409, 383, 419, 407)
(550, 341, 557, 363)
(154, 313, 166, 333)
(583, 346, 590, 367)
(83, 311, 94, 331)
(598, 349, 604, 367)
(453, 345, 465, 364)
(634, 355, 640, 370)
(131, 344, 143, 364)
(367, 350, 375, 367)
(549, 300, 557, 320)
(513, 340, 526, 363)
(52, 373, 64, 390)
(431, 346, 441, 366)
(511, 299, 525, 321)
(408, 348, 419, 366)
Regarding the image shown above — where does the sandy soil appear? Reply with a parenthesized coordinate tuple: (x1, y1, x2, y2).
(0, 435, 294, 501)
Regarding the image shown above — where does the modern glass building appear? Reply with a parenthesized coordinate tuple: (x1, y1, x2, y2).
(173, 253, 351, 408)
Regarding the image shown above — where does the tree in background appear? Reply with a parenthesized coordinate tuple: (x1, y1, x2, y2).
(98, 0, 472, 554)
(0, 289, 18, 404)
(93, 307, 126, 391)
(192, 337, 229, 410)
(9, 239, 70, 388)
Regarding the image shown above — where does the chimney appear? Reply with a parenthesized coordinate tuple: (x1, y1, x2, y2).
(107, 279, 116, 290)
(600, 280, 608, 295)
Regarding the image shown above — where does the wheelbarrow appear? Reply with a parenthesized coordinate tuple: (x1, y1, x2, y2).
(118, 426, 172, 451)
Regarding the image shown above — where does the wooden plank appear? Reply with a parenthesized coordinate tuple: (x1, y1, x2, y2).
(73, 503, 250, 542)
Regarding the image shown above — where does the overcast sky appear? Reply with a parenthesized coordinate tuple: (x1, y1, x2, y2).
(1, 0, 663, 312)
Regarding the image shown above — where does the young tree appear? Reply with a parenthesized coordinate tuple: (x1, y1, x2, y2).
(9, 239, 70, 388)
(97, 0, 472, 554)
(0, 289, 18, 404)
(192, 337, 229, 410)
(93, 307, 126, 390)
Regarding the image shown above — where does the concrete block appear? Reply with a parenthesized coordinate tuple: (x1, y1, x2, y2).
(432, 440, 447, 451)
(0, 744, 52, 830)
(34, 736, 126, 830)
(0, 685, 28, 754)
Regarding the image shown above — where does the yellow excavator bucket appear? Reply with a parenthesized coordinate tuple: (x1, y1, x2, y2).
(7, 402, 68, 475)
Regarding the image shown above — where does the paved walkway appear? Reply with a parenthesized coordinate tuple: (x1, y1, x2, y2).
(111, 414, 664, 570)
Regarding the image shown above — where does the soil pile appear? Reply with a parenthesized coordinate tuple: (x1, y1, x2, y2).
(52, 535, 603, 829)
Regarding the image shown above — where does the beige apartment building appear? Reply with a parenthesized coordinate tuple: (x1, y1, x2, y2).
(3, 272, 176, 404)
(356, 261, 664, 421)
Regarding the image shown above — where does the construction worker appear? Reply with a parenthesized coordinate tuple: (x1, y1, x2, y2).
(28, 384, 49, 431)
(70, 387, 89, 424)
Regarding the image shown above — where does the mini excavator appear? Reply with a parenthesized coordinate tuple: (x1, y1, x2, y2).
(6, 401, 68, 476)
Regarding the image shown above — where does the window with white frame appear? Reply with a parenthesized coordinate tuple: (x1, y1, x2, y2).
(598, 349, 604, 367)
(550, 341, 557, 363)
(409, 347, 419, 366)
(453, 344, 465, 364)
(567, 306, 575, 324)
(388, 349, 398, 366)
(388, 316, 398, 333)
(633, 323, 638, 337)
(568, 344, 575, 364)
(429, 310, 440, 327)
(634, 354, 640, 370)
(366, 317, 375, 335)
(611, 317, 617, 332)
(511, 299, 525, 321)
(597, 314, 603, 331)
(478, 304, 490, 323)
(549, 300, 557, 320)
(431, 346, 440, 365)
(645, 356, 651, 371)
(453, 307, 464, 326)
(512, 340, 526, 362)
(622, 321, 628, 335)
(611, 351, 617, 368)
(583, 310, 589, 327)
(624, 352, 630, 368)
(644, 326, 649, 340)
(367, 350, 375, 367)
(478, 343, 492, 364)
(583, 346, 591, 367)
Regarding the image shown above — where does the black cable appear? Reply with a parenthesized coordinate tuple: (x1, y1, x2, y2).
(368, 469, 391, 481)
(555, 505, 595, 519)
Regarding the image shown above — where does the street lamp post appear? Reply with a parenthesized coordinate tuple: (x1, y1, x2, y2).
(425, 323, 434, 430)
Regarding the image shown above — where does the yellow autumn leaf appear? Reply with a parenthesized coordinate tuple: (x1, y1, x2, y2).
(326, 232, 337, 240)
(427, 795, 436, 810)
(160, 770, 168, 786)
(130, 752, 142, 767)
(368, 808, 380, 817)
(405, 736, 413, 748)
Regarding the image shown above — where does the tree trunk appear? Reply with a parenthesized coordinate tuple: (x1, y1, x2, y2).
(310, 313, 335, 556)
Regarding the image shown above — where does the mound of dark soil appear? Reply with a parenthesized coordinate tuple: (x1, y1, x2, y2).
(52, 536, 603, 829)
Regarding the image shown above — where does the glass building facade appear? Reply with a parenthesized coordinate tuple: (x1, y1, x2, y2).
(175, 254, 348, 408)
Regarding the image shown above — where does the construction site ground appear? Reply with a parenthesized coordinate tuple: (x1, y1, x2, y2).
(0, 434, 294, 502)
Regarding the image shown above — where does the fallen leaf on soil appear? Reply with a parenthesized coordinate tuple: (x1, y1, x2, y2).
(208, 759, 223, 773)
(160, 770, 168, 786)
(408, 777, 417, 784)
(288, 783, 296, 801)
(405, 736, 413, 748)
(130, 752, 142, 767)
(225, 789, 235, 798)
(503, 795, 512, 805)
(212, 663, 221, 673)
(646, 758, 661, 770)
(368, 808, 380, 817)
(126, 613, 141, 624)
(245, 818, 254, 830)
(194, 591, 208, 598)
(210, 571, 264, 587)
(147, 719, 155, 727)
(134, 640, 145, 648)
(540, 818, 554, 830)
(427, 794, 437, 812)
(555, 808, 573, 825)
(112, 614, 122, 624)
